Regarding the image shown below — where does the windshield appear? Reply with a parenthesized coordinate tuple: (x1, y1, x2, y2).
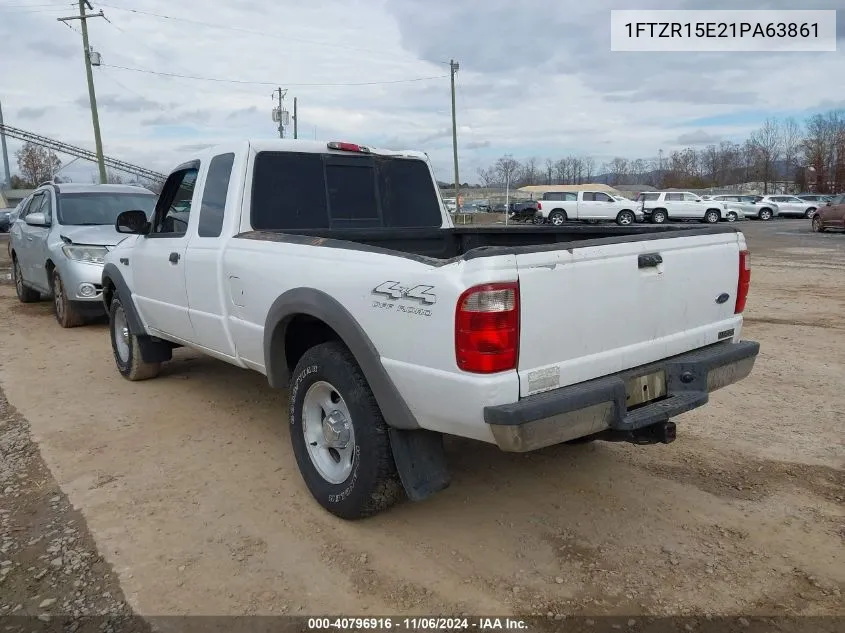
(57, 193, 156, 226)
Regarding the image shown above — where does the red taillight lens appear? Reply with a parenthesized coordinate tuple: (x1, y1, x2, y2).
(327, 141, 370, 153)
(735, 250, 750, 314)
(455, 282, 519, 373)
(537, 202, 542, 210)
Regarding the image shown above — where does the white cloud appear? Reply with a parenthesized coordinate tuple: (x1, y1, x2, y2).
(0, 0, 842, 185)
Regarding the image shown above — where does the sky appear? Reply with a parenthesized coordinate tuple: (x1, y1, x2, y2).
(0, 0, 843, 186)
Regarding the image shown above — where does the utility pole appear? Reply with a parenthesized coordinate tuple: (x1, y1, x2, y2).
(450, 59, 460, 212)
(293, 97, 298, 139)
(0, 100, 10, 188)
(58, 2, 107, 184)
(272, 88, 288, 138)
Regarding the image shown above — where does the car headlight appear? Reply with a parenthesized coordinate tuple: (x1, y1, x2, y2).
(61, 245, 109, 264)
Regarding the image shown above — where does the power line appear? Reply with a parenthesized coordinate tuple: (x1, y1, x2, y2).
(100, 63, 449, 88)
(96, 2, 449, 67)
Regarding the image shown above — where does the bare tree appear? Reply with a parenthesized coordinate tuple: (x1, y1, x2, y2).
(582, 156, 595, 183)
(521, 156, 540, 185)
(494, 155, 521, 189)
(608, 157, 629, 185)
(476, 166, 496, 188)
(545, 158, 554, 185)
(749, 118, 781, 194)
(780, 117, 802, 193)
(15, 142, 61, 186)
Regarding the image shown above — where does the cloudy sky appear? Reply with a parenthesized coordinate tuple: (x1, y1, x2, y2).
(0, 0, 842, 185)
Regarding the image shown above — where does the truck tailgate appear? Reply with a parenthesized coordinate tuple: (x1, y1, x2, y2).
(515, 232, 746, 398)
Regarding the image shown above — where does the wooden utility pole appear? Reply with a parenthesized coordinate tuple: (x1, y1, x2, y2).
(58, 1, 107, 183)
(450, 59, 460, 211)
(293, 97, 297, 139)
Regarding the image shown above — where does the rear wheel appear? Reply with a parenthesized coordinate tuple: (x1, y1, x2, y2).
(616, 210, 635, 226)
(548, 210, 567, 226)
(758, 208, 773, 221)
(53, 270, 85, 328)
(703, 209, 721, 224)
(812, 215, 825, 233)
(650, 209, 667, 224)
(12, 256, 40, 303)
(805, 207, 816, 219)
(532, 215, 545, 225)
(109, 297, 161, 381)
(289, 341, 403, 519)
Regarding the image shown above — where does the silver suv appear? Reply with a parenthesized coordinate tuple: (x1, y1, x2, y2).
(10, 183, 156, 327)
(709, 195, 779, 221)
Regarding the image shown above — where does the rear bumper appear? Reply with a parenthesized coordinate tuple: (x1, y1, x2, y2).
(484, 340, 759, 452)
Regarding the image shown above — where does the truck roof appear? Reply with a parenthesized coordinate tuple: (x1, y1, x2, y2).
(48, 183, 156, 196)
(190, 139, 429, 162)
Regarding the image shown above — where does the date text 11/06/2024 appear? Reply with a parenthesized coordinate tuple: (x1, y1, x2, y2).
(624, 22, 819, 39)
(307, 617, 529, 630)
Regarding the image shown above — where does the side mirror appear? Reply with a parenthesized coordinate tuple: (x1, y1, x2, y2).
(116, 210, 150, 234)
(826, 200, 832, 206)
(24, 212, 48, 227)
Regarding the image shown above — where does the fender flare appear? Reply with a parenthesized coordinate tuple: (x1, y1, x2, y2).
(264, 287, 420, 430)
(101, 263, 145, 333)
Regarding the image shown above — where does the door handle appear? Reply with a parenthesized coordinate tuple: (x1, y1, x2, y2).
(638, 253, 663, 268)
(169, 252, 180, 264)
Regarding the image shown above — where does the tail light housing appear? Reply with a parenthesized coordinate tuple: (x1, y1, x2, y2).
(455, 282, 520, 373)
(735, 250, 750, 314)
(537, 202, 543, 210)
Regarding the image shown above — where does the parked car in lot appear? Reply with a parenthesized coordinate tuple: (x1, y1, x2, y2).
(811, 194, 845, 232)
(798, 194, 834, 204)
(0, 209, 11, 232)
(506, 199, 540, 222)
(442, 197, 457, 212)
(101, 139, 759, 519)
(637, 191, 730, 224)
(709, 195, 778, 221)
(9, 183, 157, 327)
(536, 190, 642, 226)
(757, 195, 818, 218)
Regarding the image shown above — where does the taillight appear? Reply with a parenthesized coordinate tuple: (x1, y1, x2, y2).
(735, 250, 750, 314)
(327, 141, 371, 153)
(455, 282, 519, 373)
(537, 202, 543, 210)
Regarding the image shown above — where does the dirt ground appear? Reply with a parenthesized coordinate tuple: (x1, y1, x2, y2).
(0, 221, 842, 624)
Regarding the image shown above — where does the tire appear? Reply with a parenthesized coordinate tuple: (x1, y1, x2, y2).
(703, 209, 721, 224)
(805, 208, 816, 219)
(812, 215, 825, 233)
(548, 210, 567, 226)
(52, 270, 85, 328)
(615, 210, 635, 226)
(650, 209, 667, 224)
(109, 296, 161, 381)
(12, 256, 40, 303)
(532, 215, 545, 225)
(725, 211, 738, 222)
(758, 208, 773, 221)
(289, 341, 403, 520)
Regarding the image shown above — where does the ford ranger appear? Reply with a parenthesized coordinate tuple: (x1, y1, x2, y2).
(101, 140, 759, 519)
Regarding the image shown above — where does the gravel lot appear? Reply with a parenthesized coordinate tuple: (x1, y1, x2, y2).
(0, 221, 842, 626)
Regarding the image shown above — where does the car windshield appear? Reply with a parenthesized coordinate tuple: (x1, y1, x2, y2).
(57, 192, 156, 226)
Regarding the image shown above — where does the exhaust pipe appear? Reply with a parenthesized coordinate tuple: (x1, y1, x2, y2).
(598, 421, 677, 445)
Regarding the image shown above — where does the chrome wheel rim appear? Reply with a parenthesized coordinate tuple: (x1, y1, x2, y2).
(551, 214, 564, 226)
(760, 210, 771, 220)
(706, 212, 719, 223)
(113, 305, 131, 363)
(53, 275, 64, 321)
(653, 212, 665, 223)
(619, 213, 633, 225)
(302, 380, 355, 484)
(727, 212, 737, 222)
(13, 260, 23, 296)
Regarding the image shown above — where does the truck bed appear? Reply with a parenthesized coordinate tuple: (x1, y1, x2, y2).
(236, 224, 741, 263)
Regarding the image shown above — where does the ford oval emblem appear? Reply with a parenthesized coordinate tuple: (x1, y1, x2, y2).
(716, 293, 730, 304)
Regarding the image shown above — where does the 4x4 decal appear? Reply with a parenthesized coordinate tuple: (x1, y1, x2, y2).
(372, 281, 437, 305)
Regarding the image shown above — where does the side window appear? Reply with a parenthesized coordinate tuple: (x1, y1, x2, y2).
(682, 193, 698, 201)
(151, 168, 199, 236)
(27, 193, 45, 218)
(563, 192, 577, 201)
(594, 192, 612, 202)
(666, 193, 683, 201)
(197, 153, 235, 238)
(582, 192, 596, 202)
(41, 193, 54, 224)
(17, 195, 35, 219)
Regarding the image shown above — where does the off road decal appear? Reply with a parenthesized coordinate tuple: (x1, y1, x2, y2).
(372, 281, 437, 305)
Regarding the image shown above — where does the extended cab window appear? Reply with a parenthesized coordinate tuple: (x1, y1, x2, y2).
(681, 193, 699, 201)
(251, 151, 442, 230)
(152, 167, 198, 236)
(198, 153, 235, 238)
(666, 193, 683, 201)
(637, 193, 659, 202)
(593, 193, 612, 202)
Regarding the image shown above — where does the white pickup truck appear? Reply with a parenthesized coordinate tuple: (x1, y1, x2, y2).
(535, 190, 642, 226)
(101, 139, 759, 519)
(637, 191, 732, 224)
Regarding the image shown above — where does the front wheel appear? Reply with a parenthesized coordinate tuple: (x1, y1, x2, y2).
(616, 210, 635, 226)
(703, 210, 721, 224)
(812, 215, 825, 233)
(289, 341, 404, 519)
(53, 270, 85, 328)
(109, 297, 161, 381)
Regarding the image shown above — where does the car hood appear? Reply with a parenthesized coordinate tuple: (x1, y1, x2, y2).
(58, 224, 126, 247)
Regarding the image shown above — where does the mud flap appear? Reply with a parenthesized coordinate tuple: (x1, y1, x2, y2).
(388, 428, 451, 502)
